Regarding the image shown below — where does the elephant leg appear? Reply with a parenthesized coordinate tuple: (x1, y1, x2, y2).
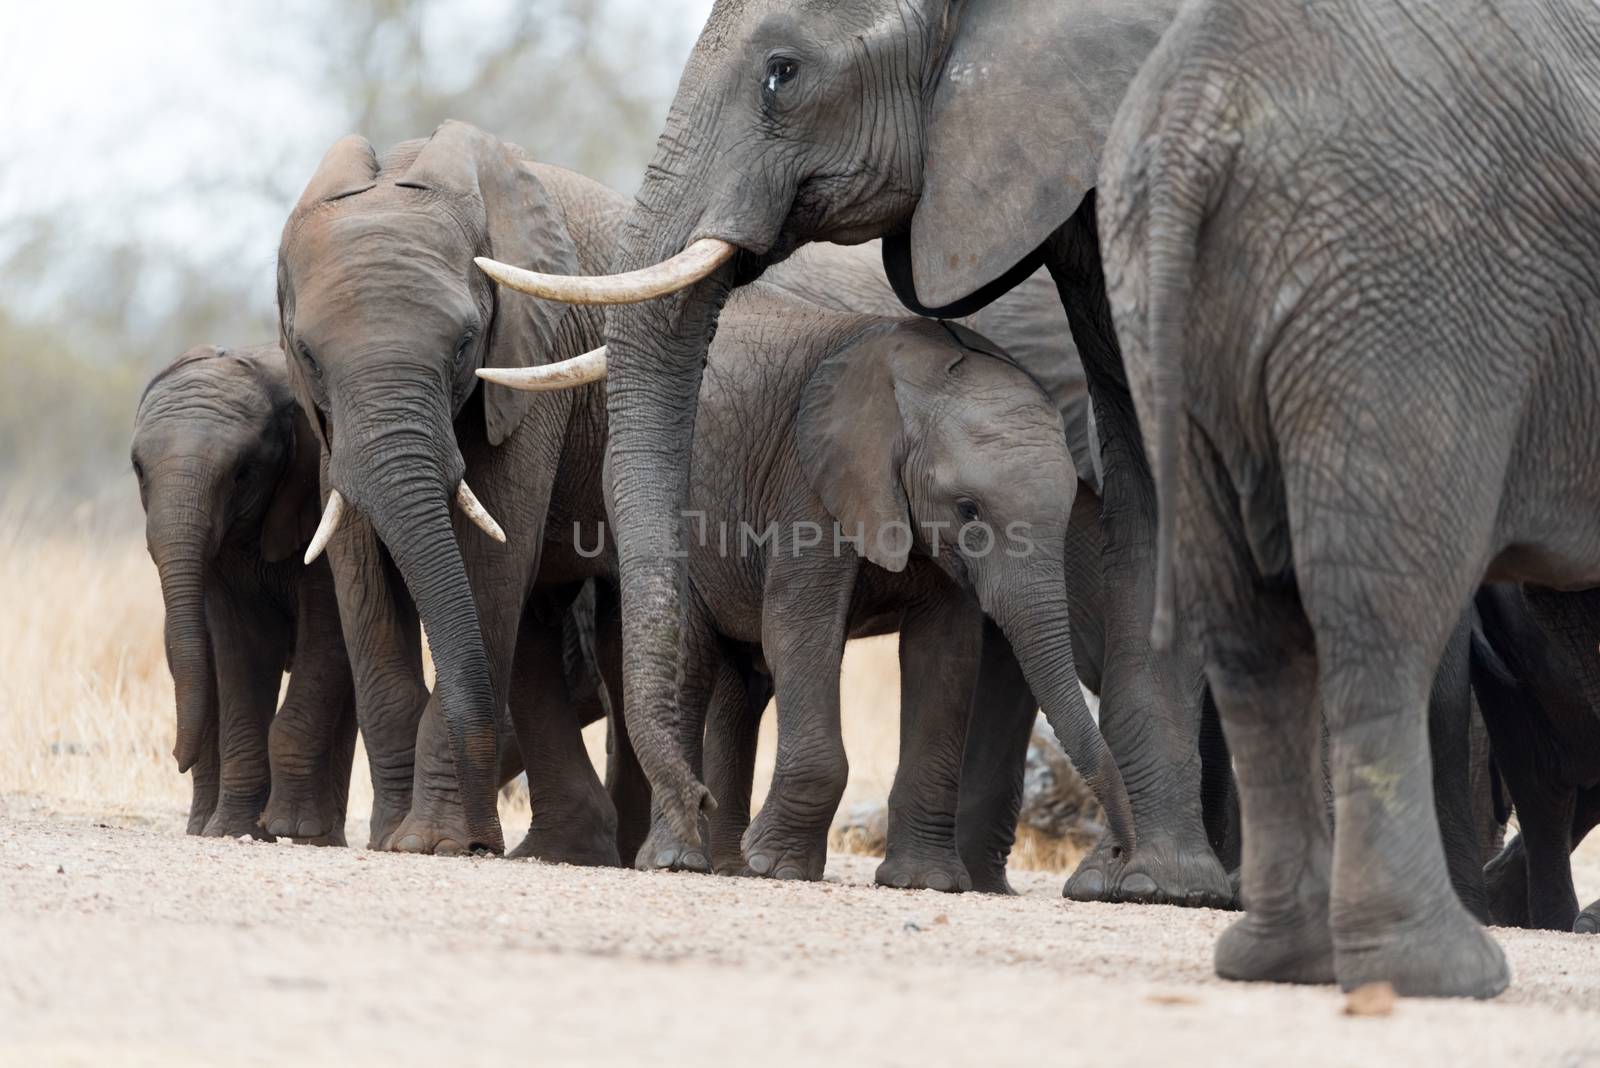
(742, 552, 856, 882)
(595, 599, 652, 865)
(262, 560, 356, 845)
(1429, 611, 1490, 922)
(201, 590, 283, 839)
(507, 611, 620, 867)
(1202, 586, 1333, 983)
(185, 714, 220, 836)
(1047, 208, 1230, 909)
(1290, 479, 1507, 995)
(327, 509, 428, 848)
(635, 592, 722, 872)
(704, 652, 770, 877)
(955, 621, 1037, 896)
(877, 587, 983, 894)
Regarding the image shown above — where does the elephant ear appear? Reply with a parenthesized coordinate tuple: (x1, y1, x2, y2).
(398, 120, 582, 446)
(904, 0, 1176, 309)
(261, 376, 324, 563)
(796, 328, 915, 573)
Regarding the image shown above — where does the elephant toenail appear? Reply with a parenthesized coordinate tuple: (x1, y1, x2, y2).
(297, 820, 322, 838)
(681, 851, 707, 869)
(653, 850, 678, 869)
(1576, 913, 1599, 935)
(1122, 873, 1159, 899)
(268, 820, 291, 837)
(926, 872, 953, 892)
(394, 835, 425, 853)
(775, 866, 804, 880)
(748, 853, 774, 875)
(893, 872, 912, 888)
(1066, 869, 1105, 900)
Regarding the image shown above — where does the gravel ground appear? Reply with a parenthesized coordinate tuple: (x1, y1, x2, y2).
(3, 795, 1598, 1067)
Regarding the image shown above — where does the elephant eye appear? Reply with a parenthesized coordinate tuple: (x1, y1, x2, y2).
(956, 498, 981, 524)
(299, 344, 321, 377)
(234, 461, 253, 485)
(454, 331, 476, 371)
(764, 56, 798, 94)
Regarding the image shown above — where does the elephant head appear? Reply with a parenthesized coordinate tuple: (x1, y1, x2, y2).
(276, 120, 579, 852)
(795, 320, 1134, 850)
(476, 0, 1176, 840)
(132, 345, 319, 786)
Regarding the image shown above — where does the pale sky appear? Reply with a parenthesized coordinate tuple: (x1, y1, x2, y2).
(0, 1, 714, 327)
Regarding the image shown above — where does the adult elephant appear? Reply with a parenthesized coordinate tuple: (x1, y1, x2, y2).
(479, 0, 1229, 906)
(1095, 0, 1600, 997)
(278, 121, 627, 855)
(133, 344, 357, 841)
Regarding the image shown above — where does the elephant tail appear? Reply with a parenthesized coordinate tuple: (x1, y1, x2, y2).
(1144, 112, 1231, 652)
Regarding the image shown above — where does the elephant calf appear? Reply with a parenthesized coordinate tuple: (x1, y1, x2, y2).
(485, 285, 1133, 891)
(133, 344, 356, 841)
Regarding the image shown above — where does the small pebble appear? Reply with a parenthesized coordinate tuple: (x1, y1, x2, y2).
(1343, 982, 1397, 1017)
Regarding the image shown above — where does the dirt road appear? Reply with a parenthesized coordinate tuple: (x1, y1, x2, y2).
(3, 797, 1597, 1067)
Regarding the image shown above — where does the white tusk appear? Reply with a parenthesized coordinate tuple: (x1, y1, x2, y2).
(455, 481, 506, 544)
(303, 490, 346, 565)
(477, 347, 607, 393)
(475, 237, 737, 305)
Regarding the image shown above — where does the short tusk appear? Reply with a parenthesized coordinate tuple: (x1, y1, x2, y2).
(475, 237, 737, 305)
(303, 490, 346, 565)
(477, 347, 607, 393)
(455, 481, 506, 544)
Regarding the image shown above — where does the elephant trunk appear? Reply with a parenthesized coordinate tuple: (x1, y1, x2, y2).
(602, 270, 727, 843)
(992, 569, 1136, 855)
(331, 381, 504, 853)
(146, 473, 219, 774)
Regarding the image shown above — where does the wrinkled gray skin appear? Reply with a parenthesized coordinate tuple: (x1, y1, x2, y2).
(1098, 0, 1600, 997)
(540, 0, 1233, 907)
(132, 345, 356, 842)
(625, 283, 1134, 889)
(764, 242, 1239, 891)
(277, 121, 630, 855)
(1471, 585, 1600, 933)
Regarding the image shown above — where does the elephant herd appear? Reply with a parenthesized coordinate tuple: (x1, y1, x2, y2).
(128, 0, 1600, 1001)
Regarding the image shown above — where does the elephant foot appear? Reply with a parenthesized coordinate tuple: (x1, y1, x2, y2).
(259, 790, 346, 846)
(510, 819, 621, 867)
(1575, 902, 1600, 934)
(742, 811, 828, 882)
(1334, 904, 1510, 999)
(384, 787, 474, 856)
(964, 859, 1016, 896)
(202, 795, 273, 840)
(1063, 831, 1234, 909)
(711, 840, 749, 877)
(1482, 838, 1530, 927)
(366, 787, 412, 852)
(635, 816, 712, 873)
(875, 846, 973, 893)
(1215, 908, 1335, 985)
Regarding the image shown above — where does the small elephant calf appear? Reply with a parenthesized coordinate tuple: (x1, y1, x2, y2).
(486, 286, 1134, 890)
(133, 344, 356, 841)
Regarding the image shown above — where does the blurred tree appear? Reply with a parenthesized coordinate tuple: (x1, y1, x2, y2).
(0, 0, 707, 507)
